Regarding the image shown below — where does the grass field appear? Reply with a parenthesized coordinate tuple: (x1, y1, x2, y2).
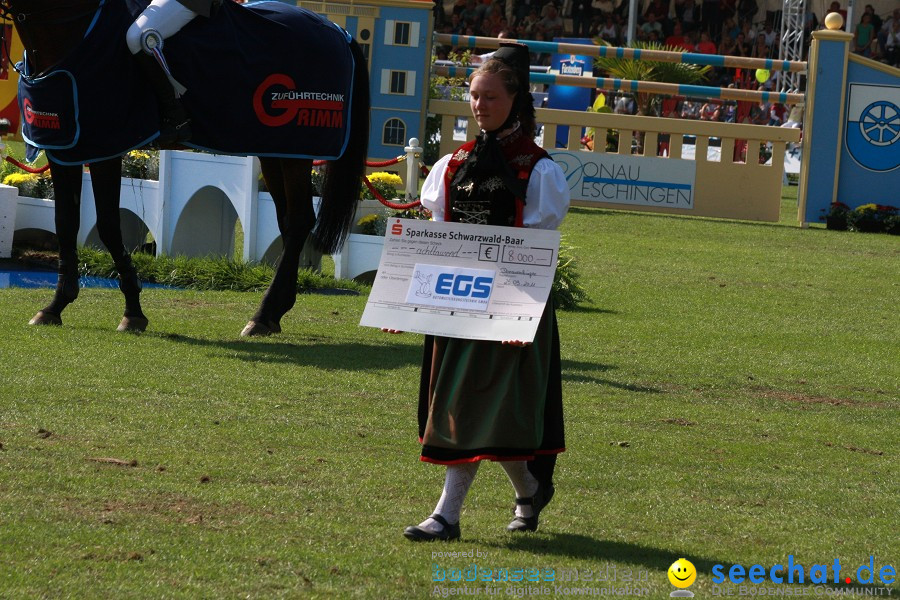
(1, 191, 897, 599)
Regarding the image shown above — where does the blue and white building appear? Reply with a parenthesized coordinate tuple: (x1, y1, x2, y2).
(294, 0, 434, 160)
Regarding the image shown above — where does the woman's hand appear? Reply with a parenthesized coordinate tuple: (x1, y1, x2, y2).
(382, 328, 404, 334)
(501, 340, 531, 347)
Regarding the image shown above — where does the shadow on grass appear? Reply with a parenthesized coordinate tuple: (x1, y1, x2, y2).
(152, 333, 660, 392)
(489, 534, 736, 576)
(562, 306, 618, 315)
(561, 359, 661, 393)
(149, 332, 422, 370)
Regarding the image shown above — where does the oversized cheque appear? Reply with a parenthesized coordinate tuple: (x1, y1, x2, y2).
(360, 218, 561, 342)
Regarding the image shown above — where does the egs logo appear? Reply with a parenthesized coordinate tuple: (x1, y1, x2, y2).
(434, 273, 493, 299)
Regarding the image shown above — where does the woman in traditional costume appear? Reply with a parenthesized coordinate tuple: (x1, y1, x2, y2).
(400, 43, 570, 542)
(125, 0, 221, 145)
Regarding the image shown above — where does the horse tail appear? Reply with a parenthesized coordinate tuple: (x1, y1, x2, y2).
(311, 38, 370, 254)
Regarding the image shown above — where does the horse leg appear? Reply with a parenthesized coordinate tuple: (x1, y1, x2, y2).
(29, 162, 83, 326)
(88, 158, 148, 333)
(241, 157, 315, 337)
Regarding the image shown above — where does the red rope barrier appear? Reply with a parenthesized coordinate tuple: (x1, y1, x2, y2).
(362, 177, 421, 210)
(5, 155, 51, 174)
(365, 156, 405, 168)
(311, 155, 405, 168)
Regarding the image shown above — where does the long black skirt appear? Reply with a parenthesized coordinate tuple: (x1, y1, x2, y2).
(417, 302, 565, 465)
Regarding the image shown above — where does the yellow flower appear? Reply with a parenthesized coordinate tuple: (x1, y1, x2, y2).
(127, 150, 151, 161)
(3, 172, 38, 186)
(368, 172, 402, 187)
(856, 203, 878, 212)
(357, 214, 379, 226)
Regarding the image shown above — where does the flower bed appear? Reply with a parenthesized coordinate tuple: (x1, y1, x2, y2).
(822, 202, 898, 235)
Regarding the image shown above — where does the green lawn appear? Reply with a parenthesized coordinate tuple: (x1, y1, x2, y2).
(1, 191, 897, 599)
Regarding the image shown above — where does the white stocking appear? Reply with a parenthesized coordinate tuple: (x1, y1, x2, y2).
(500, 461, 538, 518)
(418, 462, 480, 533)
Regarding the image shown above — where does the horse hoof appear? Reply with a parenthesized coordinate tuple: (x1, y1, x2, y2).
(240, 320, 280, 337)
(117, 316, 148, 333)
(29, 311, 62, 326)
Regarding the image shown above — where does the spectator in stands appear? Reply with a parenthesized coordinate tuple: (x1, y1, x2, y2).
(751, 32, 772, 58)
(666, 21, 693, 49)
(853, 12, 875, 57)
(598, 14, 620, 44)
(863, 5, 882, 32)
(681, 100, 700, 119)
(641, 12, 664, 37)
(520, 8, 541, 36)
(827, 1, 847, 30)
(459, 0, 480, 29)
(781, 103, 803, 128)
(537, 4, 565, 39)
(722, 16, 740, 40)
(739, 18, 757, 43)
(614, 94, 636, 114)
(884, 18, 900, 66)
(696, 31, 718, 53)
(731, 31, 751, 55)
(449, 13, 465, 34)
(720, 101, 736, 122)
(719, 32, 737, 54)
(768, 103, 786, 126)
(879, 8, 900, 52)
(762, 21, 778, 48)
(699, 101, 720, 120)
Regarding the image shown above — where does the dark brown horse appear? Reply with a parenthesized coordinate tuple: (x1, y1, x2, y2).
(2, 0, 369, 336)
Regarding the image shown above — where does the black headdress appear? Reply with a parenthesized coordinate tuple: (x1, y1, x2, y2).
(491, 42, 535, 133)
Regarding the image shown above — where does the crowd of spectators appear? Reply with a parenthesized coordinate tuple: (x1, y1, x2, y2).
(433, 0, 897, 126)
(435, 0, 898, 67)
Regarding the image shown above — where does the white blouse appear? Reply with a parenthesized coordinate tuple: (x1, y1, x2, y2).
(420, 153, 571, 231)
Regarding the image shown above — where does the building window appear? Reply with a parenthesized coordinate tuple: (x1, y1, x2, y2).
(380, 69, 416, 96)
(389, 71, 407, 95)
(383, 119, 406, 146)
(383, 21, 419, 47)
(393, 22, 410, 45)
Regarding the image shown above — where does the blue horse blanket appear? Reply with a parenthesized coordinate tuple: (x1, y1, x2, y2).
(18, 0, 356, 165)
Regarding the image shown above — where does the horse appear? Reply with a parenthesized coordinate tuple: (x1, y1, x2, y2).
(1, 0, 369, 336)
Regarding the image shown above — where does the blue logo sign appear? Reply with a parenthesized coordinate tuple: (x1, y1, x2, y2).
(434, 273, 493, 299)
(405, 264, 496, 311)
(845, 84, 900, 172)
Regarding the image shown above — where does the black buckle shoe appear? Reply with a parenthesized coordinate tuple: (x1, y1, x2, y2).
(404, 514, 461, 542)
(507, 481, 555, 533)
